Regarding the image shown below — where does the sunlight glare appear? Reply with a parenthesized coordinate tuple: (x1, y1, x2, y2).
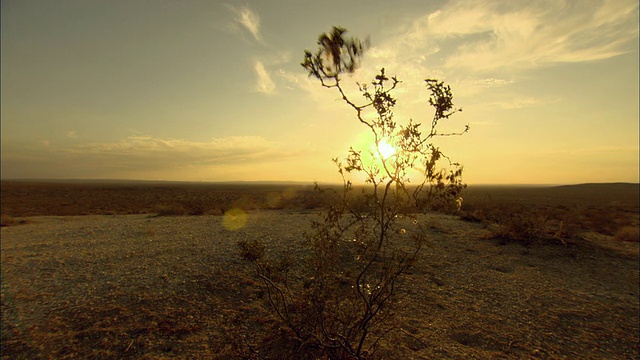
(377, 138, 396, 160)
(223, 208, 248, 231)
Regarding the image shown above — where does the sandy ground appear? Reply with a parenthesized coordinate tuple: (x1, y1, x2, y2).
(1, 211, 638, 359)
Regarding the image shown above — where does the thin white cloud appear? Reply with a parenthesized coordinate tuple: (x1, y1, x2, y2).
(277, 67, 382, 123)
(229, 4, 262, 42)
(277, 69, 326, 99)
(254, 60, 275, 94)
(1, 135, 300, 180)
(450, 77, 515, 96)
(492, 96, 559, 109)
(64, 135, 284, 164)
(265, 51, 291, 66)
(289, 0, 637, 113)
(420, 0, 639, 72)
(469, 78, 514, 87)
(66, 131, 78, 138)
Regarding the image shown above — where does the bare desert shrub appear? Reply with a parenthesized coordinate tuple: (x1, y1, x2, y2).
(230, 195, 260, 212)
(550, 219, 578, 240)
(583, 206, 620, 235)
(0, 181, 328, 217)
(153, 204, 187, 216)
(457, 195, 503, 224)
(614, 226, 639, 242)
(0, 214, 32, 227)
(239, 27, 467, 359)
(1, 214, 18, 227)
(204, 207, 225, 216)
(492, 210, 549, 244)
(458, 209, 487, 223)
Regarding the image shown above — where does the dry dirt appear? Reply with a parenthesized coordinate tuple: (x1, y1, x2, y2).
(2, 210, 638, 359)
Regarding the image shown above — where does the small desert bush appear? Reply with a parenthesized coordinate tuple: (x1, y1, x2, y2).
(183, 200, 207, 215)
(204, 207, 225, 216)
(614, 226, 639, 242)
(550, 219, 578, 240)
(492, 211, 549, 244)
(238, 27, 467, 359)
(0, 214, 32, 227)
(1, 214, 18, 227)
(460, 198, 586, 243)
(153, 204, 187, 216)
(230, 196, 260, 212)
(582, 206, 620, 235)
(458, 208, 487, 223)
(458, 197, 500, 224)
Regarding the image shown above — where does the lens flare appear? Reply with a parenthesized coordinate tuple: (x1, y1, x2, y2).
(377, 138, 396, 160)
(223, 208, 248, 231)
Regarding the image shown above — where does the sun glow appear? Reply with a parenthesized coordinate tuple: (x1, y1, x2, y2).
(376, 138, 396, 160)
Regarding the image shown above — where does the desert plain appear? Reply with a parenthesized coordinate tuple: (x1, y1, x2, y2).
(1, 180, 638, 359)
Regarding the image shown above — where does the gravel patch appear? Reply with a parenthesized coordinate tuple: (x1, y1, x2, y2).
(2, 211, 638, 359)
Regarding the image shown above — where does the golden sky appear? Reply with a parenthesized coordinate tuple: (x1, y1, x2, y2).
(2, 0, 638, 184)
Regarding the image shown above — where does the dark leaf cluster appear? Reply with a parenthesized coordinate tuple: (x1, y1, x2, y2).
(301, 26, 369, 83)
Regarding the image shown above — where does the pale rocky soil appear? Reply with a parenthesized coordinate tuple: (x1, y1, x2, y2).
(1, 211, 638, 359)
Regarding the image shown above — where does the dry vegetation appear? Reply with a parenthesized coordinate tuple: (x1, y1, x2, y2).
(459, 183, 639, 243)
(1, 180, 639, 359)
(0, 181, 327, 218)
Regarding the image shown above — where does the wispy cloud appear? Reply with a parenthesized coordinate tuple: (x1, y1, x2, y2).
(229, 4, 262, 42)
(492, 96, 560, 109)
(254, 60, 275, 94)
(66, 131, 78, 138)
(288, 0, 637, 110)
(64, 135, 284, 164)
(419, 0, 639, 72)
(1, 135, 292, 180)
(326, 0, 638, 83)
(450, 77, 515, 97)
(278, 69, 323, 97)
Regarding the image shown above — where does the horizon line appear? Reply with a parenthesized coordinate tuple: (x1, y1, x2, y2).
(2, 178, 638, 188)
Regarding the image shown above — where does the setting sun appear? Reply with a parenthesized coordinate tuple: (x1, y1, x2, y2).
(1, 0, 637, 185)
(376, 138, 396, 160)
(1, 2, 638, 357)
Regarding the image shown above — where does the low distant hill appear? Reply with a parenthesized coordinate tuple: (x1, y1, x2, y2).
(462, 182, 638, 209)
(550, 182, 638, 190)
(546, 182, 638, 201)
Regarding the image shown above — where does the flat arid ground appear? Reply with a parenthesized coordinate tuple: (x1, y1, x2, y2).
(1, 181, 638, 359)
